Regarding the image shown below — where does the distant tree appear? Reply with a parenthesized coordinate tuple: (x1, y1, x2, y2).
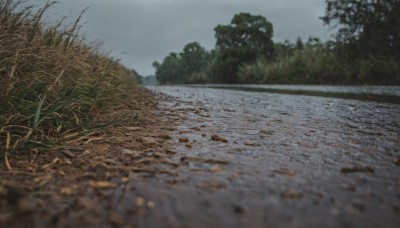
(153, 53, 183, 84)
(295, 37, 304, 51)
(212, 13, 274, 83)
(321, 0, 400, 60)
(131, 69, 142, 84)
(273, 40, 295, 60)
(180, 42, 211, 82)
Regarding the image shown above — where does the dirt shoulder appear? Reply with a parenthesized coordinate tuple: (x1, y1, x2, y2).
(0, 86, 179, 227)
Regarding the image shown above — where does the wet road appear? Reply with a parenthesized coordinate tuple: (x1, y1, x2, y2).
(133, 85, 400, 228)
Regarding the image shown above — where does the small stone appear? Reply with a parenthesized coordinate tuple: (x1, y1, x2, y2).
(244, 140, 259, 146)
(147, 201, 155, 209)
(211, 134, 228, 143)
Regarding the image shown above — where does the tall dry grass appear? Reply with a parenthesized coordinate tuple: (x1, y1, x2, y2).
(0, 0, 136, 169)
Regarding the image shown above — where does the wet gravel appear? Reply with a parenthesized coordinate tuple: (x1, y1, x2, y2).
(134, 85, 400, 228)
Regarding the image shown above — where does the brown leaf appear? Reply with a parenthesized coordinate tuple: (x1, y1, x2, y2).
(197, 181, 226, 191)
(136, 197, 145, 207)
(158, 134, 172, 140)
(281, 191, 304, 200)
(272, 168, 296, 176)
(77, 197, 98, 210)
(209, 165, 224, 173)
(125, 126, 143, 131)
(340, 166, 375, 174)
(108, 212, 124, 226)
(121, 148, 137, 155)
(60, 187, 74, 196)
(89, 181, 117, 189)
(62, 150, 75, 158)
(179, 138, 189, 143)
(244, 140, 259, 146)
(211, 134, 228, 143)
(17, 198, 37, 214)
(395, 159, 400, 166)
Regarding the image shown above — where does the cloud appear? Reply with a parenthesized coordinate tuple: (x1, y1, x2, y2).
(34, 0, 331, 76)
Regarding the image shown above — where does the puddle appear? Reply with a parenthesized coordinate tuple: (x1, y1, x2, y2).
(188, 84, 400, 104)
(135, 85, 400, 227)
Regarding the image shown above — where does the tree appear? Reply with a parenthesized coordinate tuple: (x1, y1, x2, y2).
(153, 53, 183, 84)
(321, 0, 400, 60)
(212, 13, 274, 83)
(180, 42, 211, 81)
(153, 42, 212, 84)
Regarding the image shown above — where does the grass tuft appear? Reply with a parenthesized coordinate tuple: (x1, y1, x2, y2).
(0, 0, 137, 166)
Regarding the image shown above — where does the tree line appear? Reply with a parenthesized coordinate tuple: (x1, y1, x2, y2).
(153, 0, 400, 85)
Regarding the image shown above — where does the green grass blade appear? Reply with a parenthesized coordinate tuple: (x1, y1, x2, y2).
(33, 95, 46, 129)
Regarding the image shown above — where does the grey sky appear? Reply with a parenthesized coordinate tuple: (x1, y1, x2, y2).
(36, 0, 331, 76)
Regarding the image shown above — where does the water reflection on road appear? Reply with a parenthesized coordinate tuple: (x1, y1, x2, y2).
(140, 85, 400, 228)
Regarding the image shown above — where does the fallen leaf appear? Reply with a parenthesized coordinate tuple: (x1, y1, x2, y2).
(209, 165, 224, 173)
(89, 181, 117, 189)
(77, 197, 98, 210)
(158, 134, 172, 140)
(395, 159, 400, 166)
(62, 150, 75, 158)
(136, 157, 157, 164)
(108, 212, 124, 226)
(197, 181, 226, 190)
(281, 191, 304, 200)
(139, 137, 158, 146)
(121, 177, 129, 183)
(185, 144, 193, 148)
(166, 177, 188, 185)
(136, 197, 145, 207)
(33, 175, 52, 186)
(165, 149, 177, 155)
(60, 187, 74, 196)
(180, 156, 230, 164)
(17, 198, 37, 214)
(121, 148, 137, 155)
(272, 168, 296, 176)
(244, 140, 259, 146)
(259, 130, 274, 135)
(0, 185, 5, 195)
(153, 151, 168, 158)
(126, 127, 143, 131)
(179, 138, 189, 143)
(211, 134, 228, 143)
(340, 166, 375, 174)
(204, 158, 230, 164)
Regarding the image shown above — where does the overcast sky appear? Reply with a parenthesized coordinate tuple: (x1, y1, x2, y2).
(36, 0, 332, 76)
